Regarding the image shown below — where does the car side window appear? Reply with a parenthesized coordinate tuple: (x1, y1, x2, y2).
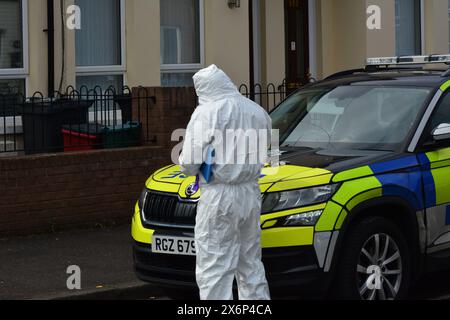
(430, 92, 450, 131)
(419, 91, 450, 150)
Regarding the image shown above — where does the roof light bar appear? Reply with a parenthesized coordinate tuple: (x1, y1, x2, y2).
(366, 55, 450, 66)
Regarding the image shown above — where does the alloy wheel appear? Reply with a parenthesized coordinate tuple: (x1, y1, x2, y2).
(356, 233, 403, 300)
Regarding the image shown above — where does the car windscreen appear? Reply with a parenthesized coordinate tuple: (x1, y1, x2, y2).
(271, 85, 432, 152)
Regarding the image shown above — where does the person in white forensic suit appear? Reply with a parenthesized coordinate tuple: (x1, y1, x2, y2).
(179, 64, 272, 301)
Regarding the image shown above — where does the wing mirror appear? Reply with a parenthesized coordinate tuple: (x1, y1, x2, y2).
(432, 123, 450, 141)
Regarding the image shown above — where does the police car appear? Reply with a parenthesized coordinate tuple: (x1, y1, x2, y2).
(132, 55, 450, 300)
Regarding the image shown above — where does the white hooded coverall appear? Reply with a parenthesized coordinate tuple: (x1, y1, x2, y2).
(179, 65, 271, 300)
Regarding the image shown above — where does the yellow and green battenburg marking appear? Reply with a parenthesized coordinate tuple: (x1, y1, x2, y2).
(315, 165, 384, 231)
(440, 80, 450, 92)
(134, 150, 448, 247)
(423, 80, 450, 206)
(133, 163, 384, 246)
(420, 148, 450, 206)
(132, 203, 155, 244)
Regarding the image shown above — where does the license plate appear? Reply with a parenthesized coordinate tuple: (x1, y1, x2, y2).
(152, 235, 196, 256)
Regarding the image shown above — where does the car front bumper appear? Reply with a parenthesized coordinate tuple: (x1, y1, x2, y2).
(133, 240, 331, 296)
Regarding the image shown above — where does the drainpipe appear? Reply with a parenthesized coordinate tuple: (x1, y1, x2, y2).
(46, 0, 55, 98)
(248, 0, 255, 101)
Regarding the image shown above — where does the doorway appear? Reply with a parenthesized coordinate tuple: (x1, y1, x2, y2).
(285, 0, 310, 92)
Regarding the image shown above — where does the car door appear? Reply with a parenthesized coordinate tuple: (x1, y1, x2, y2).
(418, 91, 450, 255)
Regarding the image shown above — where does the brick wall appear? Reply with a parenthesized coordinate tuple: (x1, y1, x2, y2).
(0, 146, 171, 237)
(0, 86, 196, 237)
(132, 87, 197, 148)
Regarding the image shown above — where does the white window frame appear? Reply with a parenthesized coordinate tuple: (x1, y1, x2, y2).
(0, 0, 29, 91)
(160, 0, 205, 73)
(75, 0, 126, 84)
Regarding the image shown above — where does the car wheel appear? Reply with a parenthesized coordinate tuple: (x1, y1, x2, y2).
(334, 216, 411, 300)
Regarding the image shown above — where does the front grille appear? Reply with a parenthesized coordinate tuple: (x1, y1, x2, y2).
(142, 192, 197, 228)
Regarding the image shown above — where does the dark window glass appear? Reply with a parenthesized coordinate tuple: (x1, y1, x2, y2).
(0, 0, 23, 69)
(430, 93, 450, 131)
(75, 0, 122, 67)
(395, 0, 422, 56)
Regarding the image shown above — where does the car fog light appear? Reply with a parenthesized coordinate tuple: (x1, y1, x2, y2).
(282, 210, 323, 227)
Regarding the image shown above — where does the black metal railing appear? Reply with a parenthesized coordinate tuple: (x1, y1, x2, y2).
(0, 81, 291, 157)
(239, 80, 288, 112)
(0, 86, 156, 156)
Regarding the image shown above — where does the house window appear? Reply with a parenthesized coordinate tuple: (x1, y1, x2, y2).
(395, 0, 422, 56)
(160, 0, 204, 87)
(0, 0, 28, 95)
(75, 0, 125, 91)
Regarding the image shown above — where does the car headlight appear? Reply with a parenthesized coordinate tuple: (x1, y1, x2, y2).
(138, 189, 149, 210)
(262, 184, 340, 214)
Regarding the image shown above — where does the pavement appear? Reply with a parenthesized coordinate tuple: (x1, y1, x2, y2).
(0, 224, 163, 300)
(0, 223, 450, 300)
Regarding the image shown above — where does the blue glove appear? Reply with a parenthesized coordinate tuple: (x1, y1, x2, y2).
(199, 146, 215, 184)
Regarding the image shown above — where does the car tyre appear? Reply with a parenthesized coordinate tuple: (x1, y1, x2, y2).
(334, 216, 411, 300)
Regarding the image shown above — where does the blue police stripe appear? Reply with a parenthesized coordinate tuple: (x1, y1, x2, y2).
(446, 206, 450, 226)
(374, 171, 424, 210)
(369, 156, 431, 211)
(418, 153, 437, 209)
(370, 156, 419, 175)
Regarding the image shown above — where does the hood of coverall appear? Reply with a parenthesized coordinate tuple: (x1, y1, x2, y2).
(193, 64, 241, 105)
